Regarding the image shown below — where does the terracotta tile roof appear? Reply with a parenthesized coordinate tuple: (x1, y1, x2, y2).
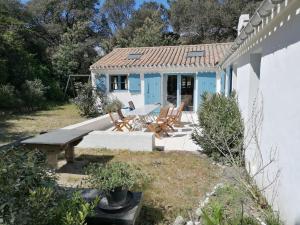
(90, 43, 232, 70)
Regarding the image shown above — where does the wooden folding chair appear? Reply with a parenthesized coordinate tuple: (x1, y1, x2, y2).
(117, 109, 134, 130)
(146, 106, 170, 139)
(108, 112, 129, 131)
(167, 102, 185, 128)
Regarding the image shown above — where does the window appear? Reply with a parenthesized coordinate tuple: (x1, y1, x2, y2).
(110, 75, 128, 91)
(128, 53, 143, 60)
(187, 50, 205, 58)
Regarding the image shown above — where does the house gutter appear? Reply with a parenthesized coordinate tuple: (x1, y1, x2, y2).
(219, 0, 287, 69)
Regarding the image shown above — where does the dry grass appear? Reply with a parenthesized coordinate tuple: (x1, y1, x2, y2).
(57, 149, 222, 225)
(0, 104, 85, 144)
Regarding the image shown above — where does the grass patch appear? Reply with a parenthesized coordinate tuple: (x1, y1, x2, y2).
(0, 104, 85, 144)
(202, 184, 282, 225)
(56, 149, 222, 225)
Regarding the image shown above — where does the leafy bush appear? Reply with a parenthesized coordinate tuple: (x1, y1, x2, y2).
(192, 93, 244, 162)
(0, 148, 56, 224)
(103, 97, 123, 113)
(56, 191, 98, 225)
(202, 203, 260, 225)
(73, 82, 106, 117)
(0, 84, 20, 109)
(21, 79, 48, 110)
(0, 147, 96, 225)
(46, 81, 64, 101)
(85, 162, 145, 194)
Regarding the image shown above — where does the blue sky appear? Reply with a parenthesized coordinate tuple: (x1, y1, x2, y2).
(21, 0, 169, 8)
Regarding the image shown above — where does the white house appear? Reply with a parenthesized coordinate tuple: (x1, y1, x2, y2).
(90, 43, 231, 111)
(221, 0, 300, 224)
(90, 0, 300, 222)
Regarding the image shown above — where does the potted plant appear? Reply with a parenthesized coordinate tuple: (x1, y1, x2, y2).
(85, 162, 143, 207)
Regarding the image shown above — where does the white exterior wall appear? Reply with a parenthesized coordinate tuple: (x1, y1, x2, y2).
(226, 1, 300, 224)
(108, 73, 145, 108)
(231, 65, 238, 92)
(91, 67, 218, 110)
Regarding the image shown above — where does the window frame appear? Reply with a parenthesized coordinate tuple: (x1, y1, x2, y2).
(109, 74, 128, 92)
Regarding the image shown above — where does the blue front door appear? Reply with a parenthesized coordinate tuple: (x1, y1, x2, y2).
(144, 73, 161, 105)
(197, 72, 216, 105)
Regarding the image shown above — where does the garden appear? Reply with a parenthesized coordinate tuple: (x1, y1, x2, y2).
(0, 93, 282, 225)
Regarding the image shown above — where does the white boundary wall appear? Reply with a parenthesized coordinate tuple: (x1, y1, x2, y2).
(77, 131, 154, 151)
(225, 1, 300, 224)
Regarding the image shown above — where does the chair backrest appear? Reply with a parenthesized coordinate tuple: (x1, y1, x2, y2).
(117, 109, 125, 120)
(159, 106, 169, 118)
(174, 102, 185, 122)
(128, 101, 135, 111)
(177, 102, 185, 114)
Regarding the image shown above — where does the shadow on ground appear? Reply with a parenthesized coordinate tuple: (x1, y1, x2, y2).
(57, 154, 114, 175)
(0, 106, 65, 144)
(136, 204, 164, 225)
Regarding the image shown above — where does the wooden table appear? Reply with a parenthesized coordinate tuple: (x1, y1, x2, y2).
(125, 104, 160, 117)
(21, 129, 91, 168)
(125, 104, 160, 129)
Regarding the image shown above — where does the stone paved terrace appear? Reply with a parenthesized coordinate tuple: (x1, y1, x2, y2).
(155, 112, 200, 151)
(73, 112, 200, 152)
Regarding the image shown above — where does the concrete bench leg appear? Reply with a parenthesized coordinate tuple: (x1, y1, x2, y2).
(46, 151, 58, 168)
(65, 145, 74, 163)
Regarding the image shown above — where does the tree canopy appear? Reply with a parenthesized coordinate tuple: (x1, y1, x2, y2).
(0, 0, 261, 110)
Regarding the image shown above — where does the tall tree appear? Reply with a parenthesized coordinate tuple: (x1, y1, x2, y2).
(26, 0, 103, 82)
(102, 0, 135, 30)
(0, 0, 51, 88)
(130, 11, 178, 47)
(169, 0, 261, 44)
(104, 1, 178, 48)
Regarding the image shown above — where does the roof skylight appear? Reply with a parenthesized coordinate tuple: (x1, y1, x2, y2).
(128, 53, 143, 60)
(187, 50, 205, 58)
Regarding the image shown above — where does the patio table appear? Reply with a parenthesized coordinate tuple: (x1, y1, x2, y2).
(124, 104, 160, 117)
(21, 129, 91, 168)
(124, 104, 160, 130)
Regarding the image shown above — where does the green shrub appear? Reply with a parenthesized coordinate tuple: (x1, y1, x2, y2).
(103, 97, 123, 113)
(56, 191, 98, 225)
(202, 203, 260, 225)
(20, 79, 48, 110)
(73, 82, 106, 117)
(0, 147, 96, 225)
(85, 162, 145, 194)
(46, 81, 64, 102)
(202, 203, 224, 225)
(192, 93, 244, 162)
(0, 84, 20, 109)
(0, 148, 56, 224)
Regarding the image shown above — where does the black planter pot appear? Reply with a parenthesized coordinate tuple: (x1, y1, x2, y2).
(106, 187, 128, 206)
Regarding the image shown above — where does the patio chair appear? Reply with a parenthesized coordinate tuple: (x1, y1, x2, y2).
(146, 106, 170, 139)
(128, 101, 135, 111)
(108, 112, 130, 132)
(117, 109, 135, 130)
(167, 102, 185, 128)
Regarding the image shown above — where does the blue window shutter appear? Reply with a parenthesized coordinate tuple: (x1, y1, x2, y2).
(197, 72, 216, 105)
(221, 70, 226, 94)
(225, 66, 232, 96)
(129, 74, 141, 93)
(95, 74, 107, 92)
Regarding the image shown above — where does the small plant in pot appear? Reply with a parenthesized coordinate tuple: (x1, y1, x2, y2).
(85, 162, 144, 207)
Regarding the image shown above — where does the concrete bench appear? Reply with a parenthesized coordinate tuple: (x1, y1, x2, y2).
(62, 114, 114, 131)
(77, 131, 154, 151)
